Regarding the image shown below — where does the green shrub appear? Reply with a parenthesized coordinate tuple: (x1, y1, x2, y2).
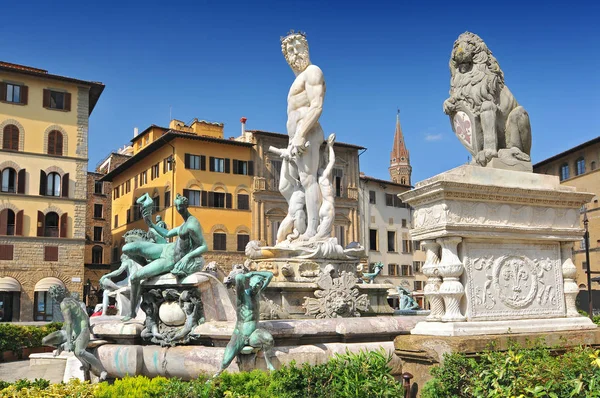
(422, 343, 600, 398)
(0, 322, 62, 359)
(0, 379, 96, 397)
(0, 349, 404, 397)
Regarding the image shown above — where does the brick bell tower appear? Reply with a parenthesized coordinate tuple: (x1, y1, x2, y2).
(389, 110, 412, 185)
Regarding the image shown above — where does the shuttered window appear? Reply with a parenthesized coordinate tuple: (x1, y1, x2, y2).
(2, 125, 19, 150)
(47, 131, 63, 156)
(44, 246, 59, 261)
(43, 89, 71, 111)
(213, 233, 227, 251)
(237, 194, 250, 210)
(237, 234, 250, 252)
(0, 244, 14, 260)
(0, 209, 16, 236)
(1, 83, 27, 104)
(1, 168, 16, 193)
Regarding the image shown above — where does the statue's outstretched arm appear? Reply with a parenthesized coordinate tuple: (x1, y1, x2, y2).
(246, 271, 274, 293)
(292, 66, 325, 146)
(101, 261, 128, 282)
(322, 134, 336, 178)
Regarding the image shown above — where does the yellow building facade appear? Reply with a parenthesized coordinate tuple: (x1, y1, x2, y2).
(0, 61, 104, 321)
(103, 119, 254, 268)
(534, 137, 600, 294)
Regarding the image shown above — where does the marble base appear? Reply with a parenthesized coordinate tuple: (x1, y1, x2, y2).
(92, 316, 422, 379)
(411, 317, 597, 336)
(29, 352, 85, 383)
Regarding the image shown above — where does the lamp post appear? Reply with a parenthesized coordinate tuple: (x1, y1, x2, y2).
(584, 207, 593, 320)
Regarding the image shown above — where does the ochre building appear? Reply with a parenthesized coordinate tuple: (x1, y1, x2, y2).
(102, 119, 254, 270)
(534, 136, 600, 292)
(0, 61, 104, 321)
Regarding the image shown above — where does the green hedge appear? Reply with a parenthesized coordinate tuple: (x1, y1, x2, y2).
(0, 349, 405, 397)
(421, 343, 600, 398)
(0, 322, 62, 359)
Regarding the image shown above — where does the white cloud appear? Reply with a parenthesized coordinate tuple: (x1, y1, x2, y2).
(425, 133, 443, 142)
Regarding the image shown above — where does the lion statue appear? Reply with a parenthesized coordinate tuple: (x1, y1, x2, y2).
(443, 32, 532, 167)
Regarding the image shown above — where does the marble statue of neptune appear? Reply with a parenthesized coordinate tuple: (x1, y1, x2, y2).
(280, 31, 326, 240)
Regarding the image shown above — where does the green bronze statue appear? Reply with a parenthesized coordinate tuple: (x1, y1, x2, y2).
(397, 286, 421, 311)
(122, 193, 208, 321)
(41, 285, 108, 381)
(215, 267, 275, 377)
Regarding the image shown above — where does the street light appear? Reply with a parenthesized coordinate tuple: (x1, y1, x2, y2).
(584, 207, 593, 320)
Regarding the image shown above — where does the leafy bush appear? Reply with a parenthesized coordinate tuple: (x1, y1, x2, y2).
(0, 378, 96, 397)
(422, 343, 600, 398)
(0, 322, 62, 359)
(0, 349, 404, 397)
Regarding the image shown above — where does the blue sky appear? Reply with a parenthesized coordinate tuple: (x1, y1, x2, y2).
(1, 1, 598, 182)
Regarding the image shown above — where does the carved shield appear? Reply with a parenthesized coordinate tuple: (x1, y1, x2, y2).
(449, 105, 481, 157)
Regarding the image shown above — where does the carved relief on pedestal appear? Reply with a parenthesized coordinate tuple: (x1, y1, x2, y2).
(413, 201, 580, 233)
(560, 242, 580, 317)
(421, 240, 444, 321)
(464, 242, 564, 320)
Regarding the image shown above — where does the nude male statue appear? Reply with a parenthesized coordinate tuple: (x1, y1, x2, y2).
(42, 285, 108, 381)
(122, 193, 208, 321)
(215, 268, 275, 377)
(311, 133, 336, 241)
(281, 31, 326, 240)
(268, 146, 306, 243)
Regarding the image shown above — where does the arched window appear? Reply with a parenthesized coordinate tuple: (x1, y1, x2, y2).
(0, 209, 15, 235)
(2, 125, 19, 151)
(1, 168, 16, 193)
(575, 157, 585, 176)
(92, 245, 103, 264)
(47, 130, 63, 156)
(559, 163, 569, 181)
(46, 172, 61, 196)
(45, 212, 59, 237)
(401, 177, 407, 185)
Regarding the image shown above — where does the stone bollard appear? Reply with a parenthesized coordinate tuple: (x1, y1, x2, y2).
(561, 242, 580, 317)
(421, 240, 444, 321)
(437, 237, 466, 322)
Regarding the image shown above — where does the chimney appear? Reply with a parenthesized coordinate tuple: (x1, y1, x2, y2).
(134, 127, 139, 137)
(240, 117, 247, 135)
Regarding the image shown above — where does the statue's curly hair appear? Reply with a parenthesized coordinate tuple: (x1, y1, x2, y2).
(48, 285, 68, 301)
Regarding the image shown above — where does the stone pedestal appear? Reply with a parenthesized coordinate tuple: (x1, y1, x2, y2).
(399, 165, 596, 336)
(395, 328, 600, 395)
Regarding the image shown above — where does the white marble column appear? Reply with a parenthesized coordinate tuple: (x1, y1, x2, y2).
(437, 237, 466, 322)
(421, 240, 444, 321)
(561, 242, 579, 317)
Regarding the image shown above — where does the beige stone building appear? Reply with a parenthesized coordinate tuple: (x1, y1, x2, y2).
(358, 114, 426, 308)
(533, 136, 600, 292)
(83, 150, 131, 306)
(0, 61, 104, 321)
(237, 127, 363, 247)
